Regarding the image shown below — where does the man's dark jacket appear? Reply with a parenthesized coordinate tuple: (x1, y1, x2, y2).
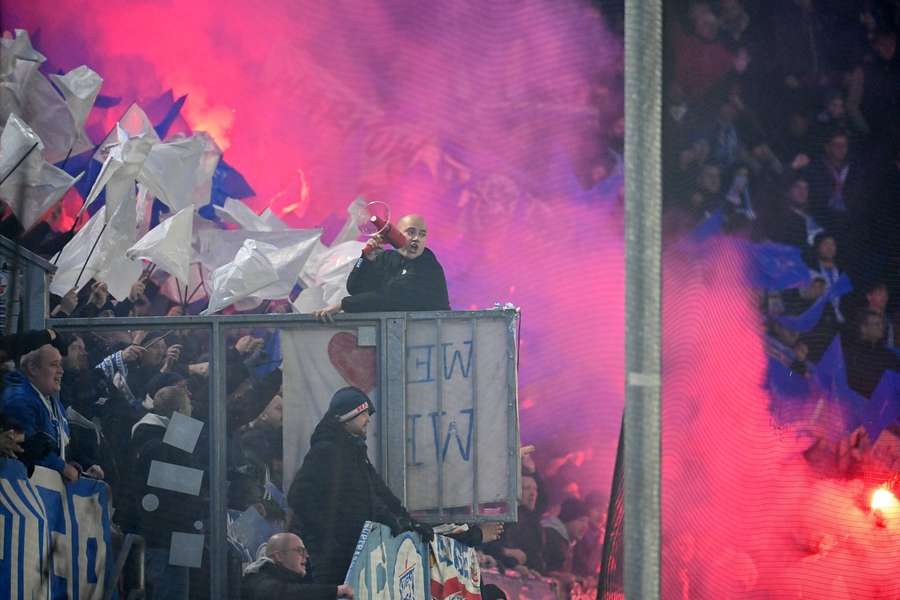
(287, 412, 411, 584)
(118, 414, 206, 548)
(341, 248, 450, 312)
(242, 558, 337, 600)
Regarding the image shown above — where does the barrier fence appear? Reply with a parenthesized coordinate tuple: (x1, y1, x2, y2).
(42, 310, 519, 598)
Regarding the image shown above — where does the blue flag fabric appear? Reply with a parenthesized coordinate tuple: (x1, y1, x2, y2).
(749, 241, 813, 290)
(252, 329, 283, 378)
(94, 95, 122, 109)
(690, 209, 725, 243)
(859, 370, 900, 439)
(776, 274, 853, 333)
(767, 357, 813, 424)
(198, 157, 256, 220)
(151, 93, 187, 139)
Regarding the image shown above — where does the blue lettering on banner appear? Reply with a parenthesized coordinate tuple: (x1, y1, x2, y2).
(407, 341, 473, 384)
(408, 345, 434, 383)
(0, 461, 116, 599)
(407, 408, 475, 465)
(430, 409, 474, 463)
(442, 341, 473, 380)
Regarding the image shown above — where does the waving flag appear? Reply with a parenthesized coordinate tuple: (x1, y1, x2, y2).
(1, 30, 81, 162)
(48, 65, 103, 156)
(138, 132, 221, 212)
(202, 239, 279, 315)
(198, 157, 255, 220)
(83, 104, 159, 217)
(249, 229, 322, 300)
(776, 274, 853, 333)
(214, 197, 270, 231)
(0, 113, 77, 230)
(126, 205, 195, 284)
(293, 240, 367, 311)
(750, 242, 813, 290)
(859, 370, 900, 439)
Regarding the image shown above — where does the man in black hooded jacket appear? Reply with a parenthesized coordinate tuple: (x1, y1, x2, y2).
(287, 387, 432, 584)
(314, 214, 450, 321)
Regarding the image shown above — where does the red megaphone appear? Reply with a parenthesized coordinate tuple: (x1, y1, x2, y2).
(360, 200, 407, 255)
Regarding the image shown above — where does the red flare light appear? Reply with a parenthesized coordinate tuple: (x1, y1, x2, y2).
(870, 486, 899, 513)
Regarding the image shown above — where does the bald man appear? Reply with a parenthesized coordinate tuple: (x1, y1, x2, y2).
(242, 532, 354, 599)
(315, 214, 450, 321)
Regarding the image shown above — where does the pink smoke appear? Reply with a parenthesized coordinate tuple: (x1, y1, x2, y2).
(662, 240, 900, 598)
(8, 0, 625, 496)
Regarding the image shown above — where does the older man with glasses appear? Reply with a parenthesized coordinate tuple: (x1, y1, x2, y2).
(242, 532, 354, 599)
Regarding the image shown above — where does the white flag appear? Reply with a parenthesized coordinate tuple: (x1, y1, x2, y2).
(48, 66, 103, 156)
(0, 31, 46, 140)
(213, 197, 268, 231)
(202, 239, 279, 315)
(0, 113, 76, 230)
(93, 194, 142, 301)
(293, 240, 366, 311)
(138, 132, 221, 212)
(330, 196, 368, 246)
(126, 206, 195, 285)
(249, 230, 322, 300)
(84, 106, 159, 218)
(49, 208, 106, 296)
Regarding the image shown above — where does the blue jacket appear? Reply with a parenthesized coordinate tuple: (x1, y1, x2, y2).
(1, 370, 69, 472)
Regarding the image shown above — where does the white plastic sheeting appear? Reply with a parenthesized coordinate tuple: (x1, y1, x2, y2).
(126, 205, 195, 285)
(0, 113, 76, 230)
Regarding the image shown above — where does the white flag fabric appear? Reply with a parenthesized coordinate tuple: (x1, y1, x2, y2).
(0, 30, 78, 163)
(137, 132, 221, 212)
(258, 208, 288, 231)
(84, 109, 159, 217)
(0, 113, 76, 230)
(49, 208, 106, 296)
(126, 206, 194, 284)
(213, 197, 267, 231)
(214, 200, 289, 232)
(292, 240, 366, 312)
(249, 230, 322, 300)
(92, 196, 142, 301)
(202, 239, 279, 315)
(330, 196, 368, 247)
(49, 185, 141, 300)
(48, 66, 103, 156)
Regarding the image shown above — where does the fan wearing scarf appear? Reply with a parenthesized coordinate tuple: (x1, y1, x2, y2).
(287, 386, 434, 584)
(1, 343, 85, 481)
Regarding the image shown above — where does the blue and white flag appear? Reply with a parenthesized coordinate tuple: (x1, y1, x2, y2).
(776, 274, 853, 333)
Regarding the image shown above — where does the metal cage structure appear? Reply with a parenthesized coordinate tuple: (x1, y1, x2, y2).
(48, 309, 521, 599)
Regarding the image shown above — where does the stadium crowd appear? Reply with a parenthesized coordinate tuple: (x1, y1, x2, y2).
(664, 0, 900, 399)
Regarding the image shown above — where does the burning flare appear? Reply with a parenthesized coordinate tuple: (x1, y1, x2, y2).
(870, 486, 898, 511)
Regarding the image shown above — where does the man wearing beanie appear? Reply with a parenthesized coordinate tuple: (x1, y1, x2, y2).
(541, 497, 590, 576)
(287, 386, 433, 584)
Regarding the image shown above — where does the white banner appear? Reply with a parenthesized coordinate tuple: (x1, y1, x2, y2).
(281, 327, 380, 492)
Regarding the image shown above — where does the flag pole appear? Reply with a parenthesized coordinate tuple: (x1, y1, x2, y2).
(0, 143, 39, 187)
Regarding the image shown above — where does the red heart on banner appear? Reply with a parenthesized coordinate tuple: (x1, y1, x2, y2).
(327, 331, 377, 393)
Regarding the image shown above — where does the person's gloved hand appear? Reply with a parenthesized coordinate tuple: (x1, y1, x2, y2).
(388, 516, 413, 538)
(411, 519, 434, 543)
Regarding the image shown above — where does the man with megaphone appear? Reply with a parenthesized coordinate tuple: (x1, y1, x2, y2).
(314, 214, 450, 321)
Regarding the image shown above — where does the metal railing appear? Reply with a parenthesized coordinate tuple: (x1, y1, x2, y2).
(49, 308, 520, 599)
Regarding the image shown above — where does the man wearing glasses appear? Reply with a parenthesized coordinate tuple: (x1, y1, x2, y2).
(242, 532, 354, 599)
(314, 214, 451, 322)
